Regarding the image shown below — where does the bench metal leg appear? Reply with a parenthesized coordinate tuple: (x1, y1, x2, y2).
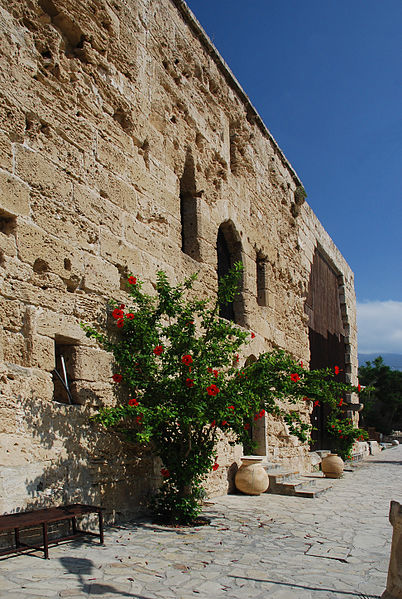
(42, 522, 49, 559)
(99, 511, 104, 544)
(14, 527, 20, 549)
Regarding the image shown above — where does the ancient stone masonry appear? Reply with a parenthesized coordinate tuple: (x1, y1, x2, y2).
(0, 0, 358, 520)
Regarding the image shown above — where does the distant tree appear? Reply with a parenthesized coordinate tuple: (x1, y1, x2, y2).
(359, 357, 402, 434)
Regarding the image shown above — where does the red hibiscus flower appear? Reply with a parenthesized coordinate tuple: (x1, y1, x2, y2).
(212, 463, 219, 471)
(313, 400, 320, 407)
(161, 468, 170, 477)
(221, 420, 227, 426)
(126, 313, 135, 320)
(112, 374, 122, 383)
(228, 405, 235, 411)
(302, 397, 309, 401)
(338, 429, 342, 434)
(210, 420, 216, 427)
(119, 304, 125, 309)
(251, 332, 255, 339)
(290, 373, 300, 382)
(181, 354, 193, 366)
(331, 424, 335, 428)
(128, 276, 137, 285)
(259, 409, 265, 417)
(338, 398, 343, 406)
(128, 398, 138, 406)
(235, 354, 239, 363)
(185, 378, 194, 388)
(117, 319, 124, 328)
(213, 369, 219, 378)
(112, 308, 124, 319)
(153, 345, 163, 355)
(136, 414, 143, 425)
(300, 361, 303, 368)
(244, 423, 250, 430)
(207, 384, 219, 396)
(358, 384, 361, 393)
(334, 366, 340, 375)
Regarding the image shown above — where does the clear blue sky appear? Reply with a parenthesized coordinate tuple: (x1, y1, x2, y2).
(185, 0, 402, 354)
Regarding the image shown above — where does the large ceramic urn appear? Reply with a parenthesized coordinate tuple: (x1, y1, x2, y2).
(235, 456, 269, 495)
(321, 453, 344, 479)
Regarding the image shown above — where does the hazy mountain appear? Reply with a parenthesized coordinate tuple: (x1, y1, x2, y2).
(358, 353, 402, 371)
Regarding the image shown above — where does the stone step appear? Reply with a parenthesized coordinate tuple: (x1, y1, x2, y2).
(266, 471, 333, 498)
(294, 484, 332, 498)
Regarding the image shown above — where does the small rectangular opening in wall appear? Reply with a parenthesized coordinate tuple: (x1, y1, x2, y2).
(256, 253, 268, 306)
(53, 338, 79, 405)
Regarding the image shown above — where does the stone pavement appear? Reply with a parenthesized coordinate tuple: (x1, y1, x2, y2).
(0, 446, 401, 599)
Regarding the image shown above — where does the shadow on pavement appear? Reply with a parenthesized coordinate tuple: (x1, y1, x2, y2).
(58, 557, 154, 598)
(366, 460, 402, 465)
(229, 575, 381, 598)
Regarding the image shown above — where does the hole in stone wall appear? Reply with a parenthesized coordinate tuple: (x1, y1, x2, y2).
(0, 250, 5, 267)
(65, 275, 80, 293)
(52, 339, 79, 405)
(113, 107, 134, 133)
(64, 258, 72, 271)
(33, 258, 49, 274)
(0, 213, 17, 236)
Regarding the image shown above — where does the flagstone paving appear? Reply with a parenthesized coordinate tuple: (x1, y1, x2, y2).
(0, 446, 401, 599)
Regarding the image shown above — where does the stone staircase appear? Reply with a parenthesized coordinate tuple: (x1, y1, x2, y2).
(263, 463, 333, 498)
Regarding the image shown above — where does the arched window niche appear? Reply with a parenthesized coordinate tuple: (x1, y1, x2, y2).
(180, 148, 201, 262)
(216, 220, 245, 326)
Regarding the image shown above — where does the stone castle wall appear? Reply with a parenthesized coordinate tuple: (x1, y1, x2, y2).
(0, 0, 357, 520)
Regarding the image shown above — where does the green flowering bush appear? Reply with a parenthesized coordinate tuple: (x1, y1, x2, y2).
(327, 414, 367, 460)
(82, 263, 362, 523)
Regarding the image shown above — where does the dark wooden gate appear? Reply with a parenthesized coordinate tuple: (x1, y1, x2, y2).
(305, 250, 346, 450)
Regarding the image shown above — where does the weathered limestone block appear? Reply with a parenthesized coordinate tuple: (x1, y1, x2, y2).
(16, 222, 83, 281)
(68, 346, 113, 382)
(69, 380, 115, 407)
(382, 501, 402, 599)
(2, 330, 26, 366)
(35, 310, 85, 344)
(73, 182, 122, 237)
(0, 297, 25, 331)
(0, 171, 30, 216)
(82, 254, 120, 295)
(30, 334, 55, 371)
(0, 130, 13, 170)
(100, 228, 140, 268)
(15, 145, 72, 201)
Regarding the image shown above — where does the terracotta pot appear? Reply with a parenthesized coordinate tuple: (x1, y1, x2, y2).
(321, 453, 344, 478)
(235, 456, 269, 495)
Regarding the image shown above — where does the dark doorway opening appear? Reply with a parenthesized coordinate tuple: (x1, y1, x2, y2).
(305, 250, 346, 450)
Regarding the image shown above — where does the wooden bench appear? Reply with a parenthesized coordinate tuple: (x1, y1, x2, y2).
(0, 504, 104, 559)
